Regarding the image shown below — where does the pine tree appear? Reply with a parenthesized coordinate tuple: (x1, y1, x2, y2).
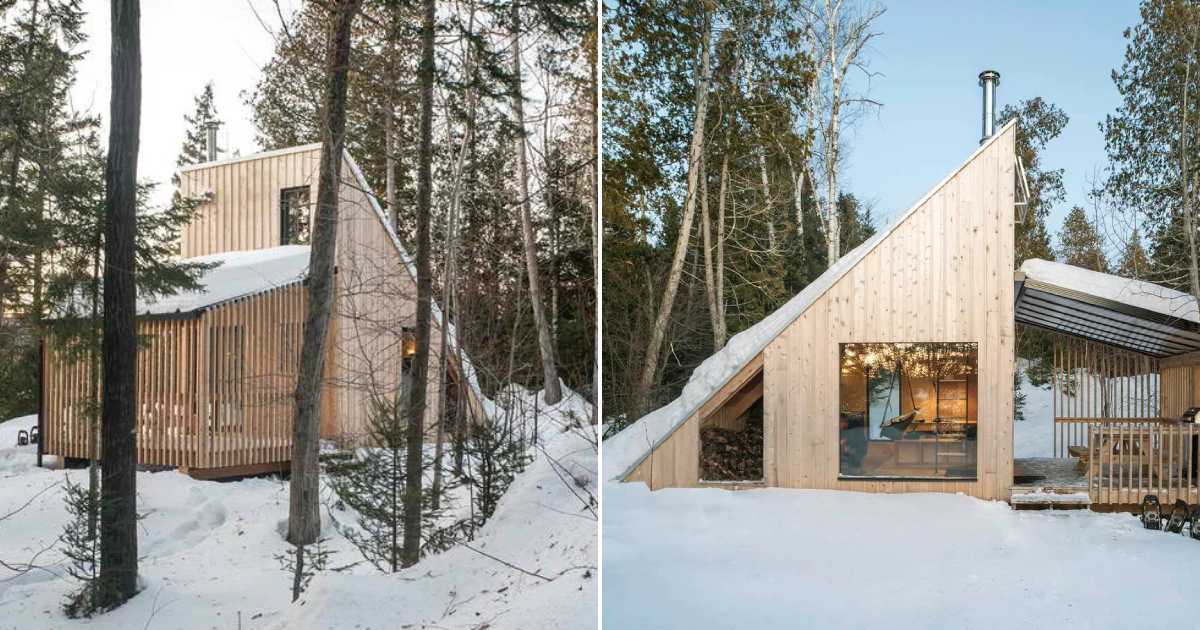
(1057, 206, 1110, 272)
(998, 98, 1067, 267)
(61, 476, 101, 618)
(1102, 0, 1200, 298)
(458, 411, 532, 528)
(172, 82, 219, 186)
(325, 400, 455, 573)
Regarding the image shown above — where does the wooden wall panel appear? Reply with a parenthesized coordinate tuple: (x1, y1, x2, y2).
(767, 124, 1015, 500)
(179, 146, 322, 258)
(630, 125, 1016, 499)
(176, 146, 476, 450)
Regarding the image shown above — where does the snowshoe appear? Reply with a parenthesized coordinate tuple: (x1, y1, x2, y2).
(15, 429, 28, 446)
(1141, 495, 1163, 530)
(1165, 500, 1190, 534)
(29, 425, 38, 444)
(1189, 506, 1200, 540)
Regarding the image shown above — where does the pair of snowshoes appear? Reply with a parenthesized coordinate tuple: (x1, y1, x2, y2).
(1141, 495, 1200, 538)
(13, 425, 37, 447)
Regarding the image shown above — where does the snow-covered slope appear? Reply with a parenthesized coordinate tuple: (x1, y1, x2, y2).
(0, 389, 596, 630)
(270, 389, 597, 630)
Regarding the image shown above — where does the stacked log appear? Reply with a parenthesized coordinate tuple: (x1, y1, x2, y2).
(700, 421, 764, 481)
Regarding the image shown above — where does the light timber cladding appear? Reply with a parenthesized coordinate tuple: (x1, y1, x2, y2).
(42, 145, 487, 478)
(42, 281, 307, 474)
(628, 125, 1017, 499)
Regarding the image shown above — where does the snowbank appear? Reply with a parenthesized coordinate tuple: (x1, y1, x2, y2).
(0, 389, 595, 629)
(604, 480, 1200, 629)
(269, 387, 596, 630)
(1020, 258, 1200, 323)
(604, 120, 1018, 482)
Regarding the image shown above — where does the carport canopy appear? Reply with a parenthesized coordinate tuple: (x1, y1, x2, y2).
(1015, 259, 1200, 358)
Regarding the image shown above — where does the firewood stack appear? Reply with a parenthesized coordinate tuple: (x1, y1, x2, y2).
(700, 421, 764, 481)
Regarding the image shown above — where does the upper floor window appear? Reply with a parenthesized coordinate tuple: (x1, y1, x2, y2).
(280, 186, 311, 245)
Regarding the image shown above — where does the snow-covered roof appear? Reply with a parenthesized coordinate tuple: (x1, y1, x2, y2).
(1019, 258, 1200, 324)
(140, 245, 310, 316)
(602, 119, 1018, 482)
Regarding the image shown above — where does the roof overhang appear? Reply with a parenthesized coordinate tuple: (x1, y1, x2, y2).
(1014, 271, 1200, 358)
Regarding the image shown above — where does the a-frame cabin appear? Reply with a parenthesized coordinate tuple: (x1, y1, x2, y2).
(41, 144, 489, 479)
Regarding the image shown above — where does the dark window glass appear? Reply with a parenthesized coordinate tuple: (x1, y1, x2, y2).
(839, 342, 978, 480)
(280, 186, 311, 245)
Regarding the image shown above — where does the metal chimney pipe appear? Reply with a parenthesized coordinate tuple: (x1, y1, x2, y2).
(978, 70, 1000, 145)
(204, 121, 221, 161)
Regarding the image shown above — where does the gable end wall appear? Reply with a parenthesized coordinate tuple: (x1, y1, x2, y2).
(632, 125, 1016, 498)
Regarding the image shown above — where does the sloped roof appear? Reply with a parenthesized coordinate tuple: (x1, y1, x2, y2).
(603, 120, 1018, 482)
(139, 245, 310, 316)
(1016, 258, 1200, 358)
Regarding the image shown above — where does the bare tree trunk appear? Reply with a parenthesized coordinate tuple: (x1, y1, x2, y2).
(432, 20, 476, 507)
(401, 0, 435, 568)
(715, 151, 727, 345)
(632, 9, 713, 418)
(699, 156, 721, 353)
(288, 0, 361, 552)
(589, 12, 599, 424)
(96, 0, 141, 609)
(510, 2, 562, 405)
(758, 148, 776, 252)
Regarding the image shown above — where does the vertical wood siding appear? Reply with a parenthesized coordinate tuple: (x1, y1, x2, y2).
(45, 146, 478, 475)
(632, 125, 1016, 499)
(43, 284, 307, 472)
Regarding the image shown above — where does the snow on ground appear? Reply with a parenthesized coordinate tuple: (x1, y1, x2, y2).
(0, 388, 596, 630)
(1014, 368, 1054, 458)
(603, 481, 1200, 630)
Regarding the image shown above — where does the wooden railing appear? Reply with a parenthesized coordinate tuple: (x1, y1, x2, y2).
(1084, 421, 1199, 505)
(1053, 417, 1163, 458)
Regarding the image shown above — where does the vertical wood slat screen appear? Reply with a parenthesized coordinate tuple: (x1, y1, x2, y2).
(42, 282, 306, 473)
(1051, 337, 1162, 458)
(1087, 420, 1199, 506)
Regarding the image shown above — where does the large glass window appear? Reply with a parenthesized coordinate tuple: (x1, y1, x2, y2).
(839, 342, 978, 480)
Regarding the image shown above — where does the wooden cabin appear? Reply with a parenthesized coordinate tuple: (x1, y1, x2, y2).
(41, 144, 489, 479)
(605, 118, 1200, 508)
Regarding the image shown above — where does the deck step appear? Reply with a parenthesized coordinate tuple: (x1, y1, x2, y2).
(1009, 486, 1091, 507)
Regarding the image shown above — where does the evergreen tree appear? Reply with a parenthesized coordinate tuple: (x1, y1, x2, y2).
(1102, 0, 1200, 297)
(837, 192, 876, 254)
(325, 400, 456, 573)
(173, 82, 219, 185)
(1057, 206, 1110, 272)
(998, 97, 1067, 267)
(61, 476, 100, 618)
(459, 409, 533, 528)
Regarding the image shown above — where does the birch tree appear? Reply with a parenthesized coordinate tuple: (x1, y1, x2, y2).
(802, 0, 883, 267)
(510, 1, 563, 405)
(631, 4, 713, 418)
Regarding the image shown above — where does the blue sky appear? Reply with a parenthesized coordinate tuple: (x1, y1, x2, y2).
(844, 0, 1142, 243)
